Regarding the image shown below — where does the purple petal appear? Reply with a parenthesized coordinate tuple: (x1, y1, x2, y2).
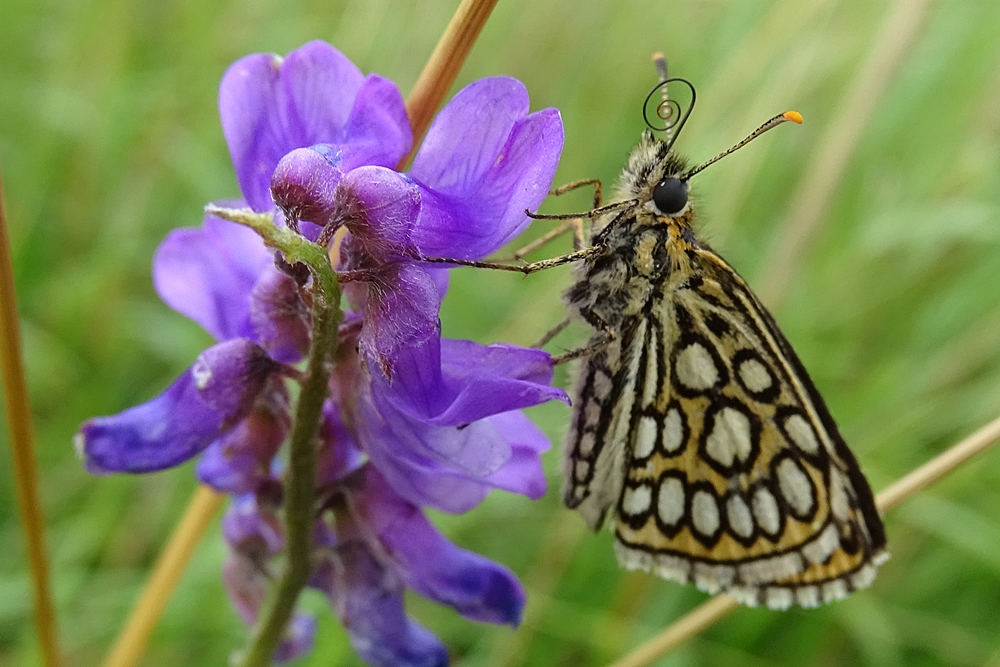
(197, 404, 289, 494)
(340, 74, 411, 171)
(318, 541, 448, 667)
(353, 467, 525, 625)
(382, 339, 569, 426)
(222, 493, 284, 554)
(317, 401, 364, 485)
(249, 265, 310, 364)
(480, 412, 549, 500)
(337, 166, 421, 259)
(153, 210, 271, 341)
(273, 614, 316, 663)
(359, 263, 440, 379)
(223, 550, 268, 626)
(192, 339, 280, 425)
(409, 78, 564, 259)
(368, 382, 511, 476)
(410, 77, 529, 192)
(361, 399, 550, 508)
(220, 41, 365, 211)
(76, 368, 224, 473)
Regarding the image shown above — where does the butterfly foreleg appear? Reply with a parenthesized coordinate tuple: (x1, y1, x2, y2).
(420, 244, 604, 274)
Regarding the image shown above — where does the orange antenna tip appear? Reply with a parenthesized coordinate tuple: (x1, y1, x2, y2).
(783, 110, 803, 124)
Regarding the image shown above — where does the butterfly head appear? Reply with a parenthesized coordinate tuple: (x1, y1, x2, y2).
(629, 54, 802, 222)
(620, 131, 694, 220)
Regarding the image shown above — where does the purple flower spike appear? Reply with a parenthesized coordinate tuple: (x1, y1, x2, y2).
(80, 39, 569, 667)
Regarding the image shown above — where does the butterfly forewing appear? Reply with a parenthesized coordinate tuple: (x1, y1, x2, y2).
(562, 131, 886, 609)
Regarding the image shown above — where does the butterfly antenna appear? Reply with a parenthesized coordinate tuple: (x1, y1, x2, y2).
(682, 110, 803, 181)
(643, 54, 696, 154)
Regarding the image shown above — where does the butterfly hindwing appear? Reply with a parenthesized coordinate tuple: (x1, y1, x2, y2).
(609, 248, 887, 608)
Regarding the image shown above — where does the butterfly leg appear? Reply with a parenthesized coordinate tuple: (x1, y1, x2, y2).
(533, 315, 571, 348)
(551, 308, 616, 365)
(421, 244, 604, 274)
(502, 180, 601, 260)
(550, 178, 603, 209)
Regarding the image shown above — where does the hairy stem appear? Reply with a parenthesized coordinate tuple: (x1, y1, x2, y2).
(230, 208, 342, 667)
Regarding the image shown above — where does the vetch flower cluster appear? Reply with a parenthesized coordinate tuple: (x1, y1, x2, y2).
(75, 41, 566, 666)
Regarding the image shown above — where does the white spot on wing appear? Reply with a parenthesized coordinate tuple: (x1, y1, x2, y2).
(829, 467, 851, 521)
(752, 487, 781, 536)
(784, 413, 820, 455)
(657, 477, 685, 526)
(592, 370, 612, 401)
(622, 485, 652, 516)
(662, 407, 685, 454)
(726, 494, 754, 539)
(632, 416, 657, 459)
(776, 457, 815, 517)
(577, 431, 596, 457)
(675, 342, 718, 391)
(796, 586, 820, 608)
(738, 356, 773, 393)
(801, 523, 839, 564)
(738, 552, 803, 583)
(691, 489, 720, 537)
(692, 563, 734, 594)
(704, 406, 753, 467)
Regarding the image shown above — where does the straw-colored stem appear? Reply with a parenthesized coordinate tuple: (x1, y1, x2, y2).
(397, 0, 499, 170)
(0, 166, 63, 667)
(874, 414, 1000, 513)
(102, 486, 224, 667)
(608, 413, 1000, 667)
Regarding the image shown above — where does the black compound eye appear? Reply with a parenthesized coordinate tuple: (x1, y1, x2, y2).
(652, 178, 688, 216)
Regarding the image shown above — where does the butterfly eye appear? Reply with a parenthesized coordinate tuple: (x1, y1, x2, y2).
(652, 178, 688, 216)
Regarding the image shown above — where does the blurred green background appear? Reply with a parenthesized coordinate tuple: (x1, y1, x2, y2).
(3, 0, 1000, 665)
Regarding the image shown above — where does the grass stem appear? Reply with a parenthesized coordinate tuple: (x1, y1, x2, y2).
(0, 164, 63, 667)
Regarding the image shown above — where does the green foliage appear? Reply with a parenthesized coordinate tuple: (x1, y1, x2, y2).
(2, 0, 1000, 665)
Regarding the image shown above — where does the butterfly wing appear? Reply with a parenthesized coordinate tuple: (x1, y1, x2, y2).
(567, 245, 887, 609)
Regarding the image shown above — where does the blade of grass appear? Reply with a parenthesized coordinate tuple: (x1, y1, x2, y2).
(607, 413, 1000, 667)
(0, 164, 63, 667)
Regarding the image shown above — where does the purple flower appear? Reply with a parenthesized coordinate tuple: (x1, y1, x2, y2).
(76, 40, 566, 666)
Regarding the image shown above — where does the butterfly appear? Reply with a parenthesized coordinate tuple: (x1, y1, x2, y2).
(557, 71, 887, 609)
(425, 62, 888, 609)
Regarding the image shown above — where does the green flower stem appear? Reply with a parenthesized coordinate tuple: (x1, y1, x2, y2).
(208, 205, 342, 667)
